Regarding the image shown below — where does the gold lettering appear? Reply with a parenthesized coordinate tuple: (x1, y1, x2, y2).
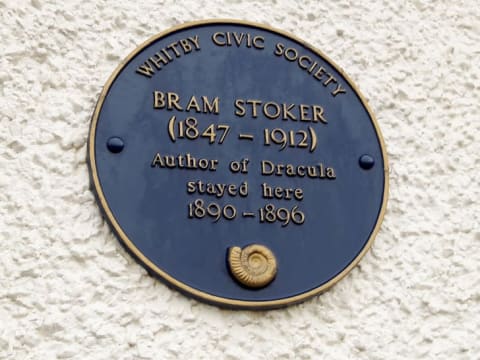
(253, 36, 265, 49)
(259, 161, 335, 180)
(284, 47, 298, 61)
(187, 181, 195, 193)
(235, 99, 329, 124)
(245, 33, 252, 48)
(313, 67, 326, 81)
(136, 62, 156, 77)
(306, 166, 317, 178)
(308, 61, 318, 74)
(179, 39, 193, 53)
(186, 96, 201, 112)
(151, 153, 164, 167)
(282, 103, 297, 121)
(167, 42, 181, 57)
(149, 52, 169, 69)
(185, 153, 197, 168)
(323, 74, 337, 86)
(298, 55, 312, 70)
(178, 154, 185, 167)
(227, 184, 236, 195)
(165, 155, 176, 168)
(296, 165, 305, 177)
(189, 35, 200, 50)
(285, 164, 295, 176)
(263, 102, 281, 119)
(212, 32, 225, 46)
(206, 183, 216, 195)
(198, 158, 209, 169)
(151, 153, 219, 171)
(161, 48, 173, 61)
(202, 96, 219, 114)
(318, 163, 325, 178)
(153, 91, 165, 109)
(332, 84, 347, 97)
(275, 164, 284, 176)
(246, 99, 261, 118)
(233, 32, 244, 46)
(187, 180, 247, 198)
(274, 187, 283, 198)
(225, 32, 232, 46)
(261, 160, 274, 175)
(234, 99, 246, 116)
(299, 104, 311, 121)
(312, 105, 327, 123)
(274, 42, 285, 56)
(239, 182, 248, 196)
(261, 183, 303, 201)
(262, 183, 273, 198)
(327, 167, 336, 179)
(212, 32, 263, 49)
(294, 188, 304, 200)
(167, 92, 182, 111)
(283, 188, 293, 200)
(210, 159, 219, 171)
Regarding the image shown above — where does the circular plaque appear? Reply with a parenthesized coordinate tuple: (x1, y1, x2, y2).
(88, 20, 388, 309)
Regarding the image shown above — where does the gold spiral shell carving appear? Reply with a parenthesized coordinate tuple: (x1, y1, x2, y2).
(228, 244, 277, 288)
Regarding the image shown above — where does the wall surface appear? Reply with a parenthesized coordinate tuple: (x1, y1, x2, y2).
(1, 0, 479, 359)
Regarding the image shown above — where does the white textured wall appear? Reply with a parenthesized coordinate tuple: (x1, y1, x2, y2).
(1, 1, 479, 359)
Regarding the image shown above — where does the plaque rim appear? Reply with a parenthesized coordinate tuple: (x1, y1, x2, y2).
(88, 19, 389, 309)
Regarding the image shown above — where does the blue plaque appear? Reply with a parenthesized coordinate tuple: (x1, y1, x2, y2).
(88, 20, 389, 309)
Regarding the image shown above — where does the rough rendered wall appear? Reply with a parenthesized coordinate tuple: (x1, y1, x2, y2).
(1, 1, 479, 359)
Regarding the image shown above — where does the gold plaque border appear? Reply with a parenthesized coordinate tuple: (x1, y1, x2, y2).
(88, 19, 389, 309)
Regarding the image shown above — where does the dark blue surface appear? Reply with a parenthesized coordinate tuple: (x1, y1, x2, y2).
(92, 23, 386, 303)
